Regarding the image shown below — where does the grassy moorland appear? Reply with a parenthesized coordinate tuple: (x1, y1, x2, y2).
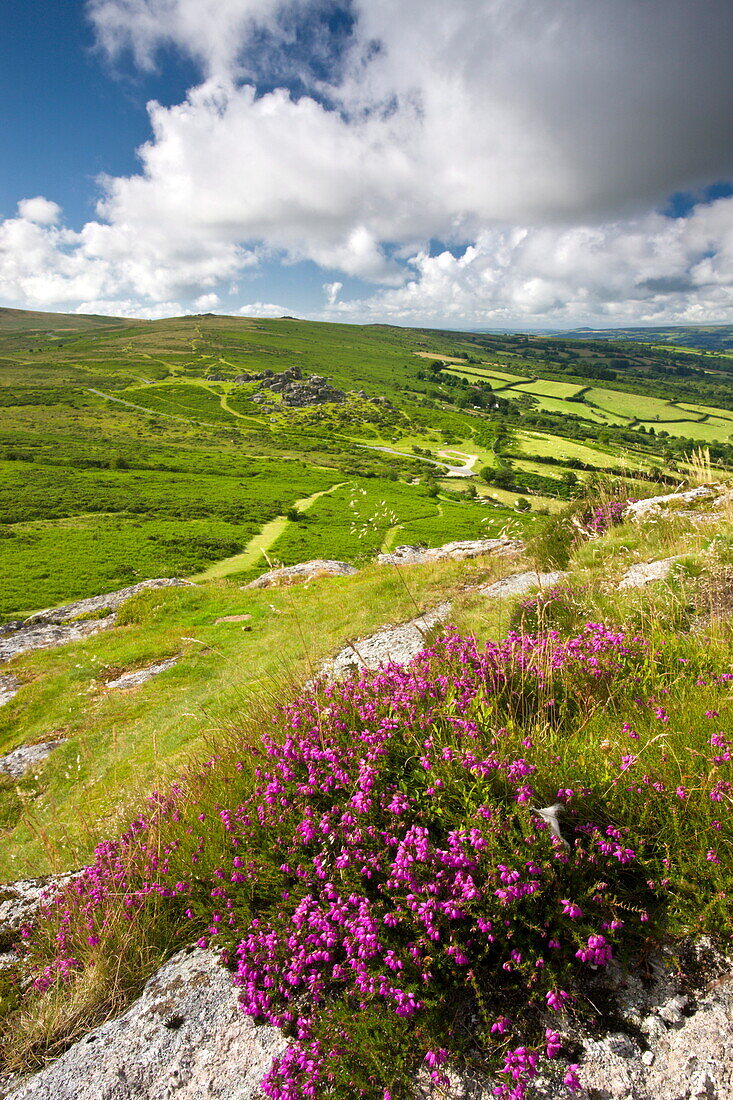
(3, 309, 733, 618)
(1, 486, 733, 1100)
(3, 309, 733, 1094)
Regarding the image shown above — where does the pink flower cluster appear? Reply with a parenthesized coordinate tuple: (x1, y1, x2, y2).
(581, 499, 631, 535)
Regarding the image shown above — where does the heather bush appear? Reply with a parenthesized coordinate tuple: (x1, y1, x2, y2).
(527, 496, 632, 571)
(4, 618, 732, 1098)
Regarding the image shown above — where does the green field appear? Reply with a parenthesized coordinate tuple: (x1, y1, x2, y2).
(586, 388, 696, 422)
(3, 308, 733, 619)
(512, 379, 586, 399)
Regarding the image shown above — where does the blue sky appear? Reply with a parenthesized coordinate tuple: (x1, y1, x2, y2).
(1, 0, 733, 327)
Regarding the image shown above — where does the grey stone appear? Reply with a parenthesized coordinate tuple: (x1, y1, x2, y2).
(0, 740, 66, 779)
(0, 874, 79, 948)
(319, 602, 453, 679)
(624, 485, 717, 521)
(618, 557, 682, 589)
(377, 538, 523, 566)
(105, 658, 179, 691)
(479, 570, 566, 599)
(24, 579, 191, 628)
(0, 675, 20, 707)
(244, 559, 357, 590)
(1, 580, 191, 663)
(1, 947, 286, 1100)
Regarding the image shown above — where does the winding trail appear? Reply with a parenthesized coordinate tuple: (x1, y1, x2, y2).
(86, 387, 219, 428)
(191, 482, 346, 581)
(437, 449, 478, 476)
(363, 445, 478, 478)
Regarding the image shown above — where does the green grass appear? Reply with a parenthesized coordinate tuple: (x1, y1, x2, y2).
(512, 379, 586, 399)
(3, 497, 733, 1093)
(0, 552, 520, 879)
(586, 388, 695, 422)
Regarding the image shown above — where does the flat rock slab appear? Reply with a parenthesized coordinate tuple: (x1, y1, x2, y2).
(24, 579, 191, 627)
(0, 674, 20, 707)
(0, 740, 66, 780)
(0, 873, 79, 949)
(377, 538, 523, 566)
(624, 485, 717, 521)
(2, 947, 285, 1100)
(320, 602, 453, 679)
(245, 560, 357, 590)
(618, 557, 682, 589)
(479, 571, 566, 599)
(214, 614, 252, 625)
(105, 658, 179, 691)
(1, 580, 191, 663)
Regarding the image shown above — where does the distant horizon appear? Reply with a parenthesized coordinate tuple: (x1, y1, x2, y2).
(3, 302, 733, 338)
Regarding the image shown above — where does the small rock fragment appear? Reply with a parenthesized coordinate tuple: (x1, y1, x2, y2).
(479, 571, 566, 599)
(105, 658, 178, 691)
(619, 557, 682, 589)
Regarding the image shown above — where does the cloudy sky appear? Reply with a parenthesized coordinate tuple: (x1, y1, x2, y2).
(1, 0, 733, 328)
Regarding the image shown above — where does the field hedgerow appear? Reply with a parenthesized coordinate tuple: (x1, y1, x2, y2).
(4, 622, 733, 1099)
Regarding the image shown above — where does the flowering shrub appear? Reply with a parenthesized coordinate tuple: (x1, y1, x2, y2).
(580, 500, 630, 536)
(9, 623, 733, 1098)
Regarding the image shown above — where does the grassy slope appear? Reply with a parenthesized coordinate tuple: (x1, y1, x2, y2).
(2, 487, 733, 1095)
(0, 552, 521, 879)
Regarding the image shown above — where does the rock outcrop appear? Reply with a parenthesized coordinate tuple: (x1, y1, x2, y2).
(377, 538, 523, 566)
(624, 484, 719, 521)
(256, 368, 347, 406)
(1, 580, 191, 663)
(319, 601, 453, 679)
(0, 740, 66, 779)
(479, 570, 566, 599)
(244, 560, 357, 590)
(3, 934, 732, 1100)
(0, 874, 79, 956)
(0, 948, 286, 1100)
(618, 557, 683, 589)
(104, 658, 179, 691)
(0, 675, 20, 707)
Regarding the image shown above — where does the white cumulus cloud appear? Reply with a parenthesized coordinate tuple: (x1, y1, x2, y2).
(329, 197, 733, 327)
(194, 292, 222, 310)
(237, 301, 293, 316)
(1, 0, 732, 322)
(17, 197, 62, 225)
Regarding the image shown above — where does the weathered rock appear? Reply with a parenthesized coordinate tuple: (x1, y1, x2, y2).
(624, 485, 718, 521)
(377, 538, 523, 566)
(244, 560, 357, 590)
(0, 874, 79, 953)
(0, 740, 66, 779)
(214, 614, 253, 625)
(105, 658, 179, 691)
(320, 602, 452, 679)
(1, 947, 286, 1100)
(0, 620, 113, 664)
(25, 579, 191, 627)
(259, 368, 345, 407)
(618, 557, 682, 589)
(0, 674, 20, 707)
(478, 570, 566, 599)
(1, 580, 191, 663)
(530, 943, 733, 1100)
(5, 936, 732, 1100)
